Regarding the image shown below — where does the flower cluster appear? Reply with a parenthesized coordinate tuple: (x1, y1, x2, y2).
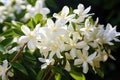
(0, 0, 49, 22)
(19, 4, 120, 73)
(0, 1, 120, 80)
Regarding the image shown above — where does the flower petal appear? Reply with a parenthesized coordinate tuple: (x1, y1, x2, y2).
(83, 6, 91, 14)
(19, 36, 29, 44)
(74, 59, 83, 65)
(88, 52, 97, 61)
(70, 48, 76, 59)
(21, 25, 31, 35)
(47, 19, 54, 28)
(27, 40, 36, 50)
(61, 6, 69, 17)
(53, 13, 61, 19)
(82, 62, 88, 73)
(38, 58, 46, 63)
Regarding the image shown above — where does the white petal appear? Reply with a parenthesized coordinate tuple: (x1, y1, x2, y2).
(3, 60, 8, 68)
(66, 14, 75, 21)
(83, 6, 91, 14)
(61, 6, 69, 17)
(88, 52, 97, 61)
(7, 71, 14, 77)
(27, 40, 36, 50)
(73, 10, 79, 15)
(76, 41, 86, 48)
(2, 74, 8, 80)
(65, 60, 71, 71)
(74, 59, 83, 65)
(56, 51, 63, 58)
(47, 19, 54, 28)
(19, 36, 29, 44)
(49, 52, 55, 59)
(53, 13, 61, 19)
(42, 8, 50, 15)
(70, 48, 76, 59)
(78, 4, 84, 11)
(82, 62, 88, 73)
(84, 45, 89, 50)
(82, 49, 88, 57)
(85, 18, 90, 28)
(73, 4, 84, 14)
(34, 23, 41, 33)
(38, 58, 46, 63)
(41, 63, 47, 69)
(21, 25, 30, 35)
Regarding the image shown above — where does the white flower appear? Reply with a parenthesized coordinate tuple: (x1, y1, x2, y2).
(74, 50, 97, 73)
(0, 60, 13, 80)
(19, 24, 41, 51)
(38, 58, 54, 69)
(73, 4, 92, 23)
(66, 32, 89, 59)
(53, 6, 75, 24)
(98, 23, 120, 45)
(24, 0, 50, 20)
(13, 0, 26, 14)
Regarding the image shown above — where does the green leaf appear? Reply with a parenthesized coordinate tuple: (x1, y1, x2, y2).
(34, 13, 43, 24)
(13, 28, 24, 36)
(37, 69, 45, 80)
(96, 68, 104, 78)
(0, 45, 5, 54)
(46, 0, 58, 10)
(0, 37, 13, 46)
(55, 73, 61, 80)
(11, 62, 28, 76)
(52, 66, 64, 75)
(70, 70, 86, 80)
(3, 22, 18, 28)
(0, 29, 14, 36)
(27, 19, 36, 29)
(27, 0, 37, 6)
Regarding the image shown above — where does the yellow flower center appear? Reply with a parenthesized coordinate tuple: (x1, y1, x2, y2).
(52, 27, 57, 32)
(70, 43, 76, 48)
(28, 33, 35, 39)
(0, 67, 6, 73)
(82, 56, 87, 61)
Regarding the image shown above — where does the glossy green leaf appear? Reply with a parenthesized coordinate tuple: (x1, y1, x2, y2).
(52, 66, 64, 75)
(46, 0, 57, 10)
(34, 13, 43, 24)
(0, 29, 14, 36)
(27, 0, 37, 6)
(55, 73, 61, 80)
(70, 70, 86, 80)
(13, 28, 24, 36)
(27, 19, 35, 29)
(96, 68, 104, 78)
(37, 69, 45, 80)
(3, 22, 18, 28)
(0, 37, 13, 46)
(11, 62, 28, 76)
(0, 45, 5, 54)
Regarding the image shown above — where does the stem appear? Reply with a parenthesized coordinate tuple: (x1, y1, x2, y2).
(48, 72, 55, 80)
(7, 43, 27, 74)
(10, 43, 27, 62)
(42, 65, 53, 80)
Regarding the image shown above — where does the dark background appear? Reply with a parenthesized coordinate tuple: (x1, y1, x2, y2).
(45, 0, 120, 80)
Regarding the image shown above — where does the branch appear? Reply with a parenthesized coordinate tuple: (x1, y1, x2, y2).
(10, 43, 27, 62)
(42, 65, 53, 80)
